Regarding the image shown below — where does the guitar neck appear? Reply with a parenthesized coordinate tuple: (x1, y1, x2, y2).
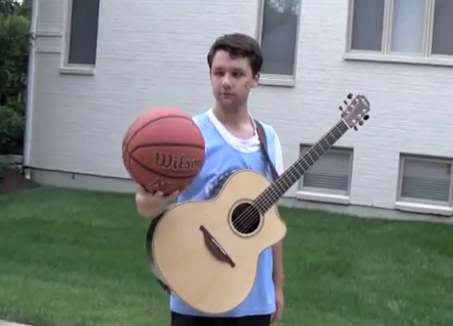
(253, 119, 350, 213)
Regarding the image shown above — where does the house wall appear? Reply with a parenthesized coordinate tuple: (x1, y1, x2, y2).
(27, 0, 453, 215)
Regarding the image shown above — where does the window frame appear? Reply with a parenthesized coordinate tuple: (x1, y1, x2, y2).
(345, 0, 453, 67)
(60, 0, 100, 76)
(298, 145, 354, 196)
(397, 154, 453, 206)
(255, 0, 302, 87)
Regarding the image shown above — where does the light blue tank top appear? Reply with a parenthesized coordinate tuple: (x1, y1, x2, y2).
(169, 111, 278, 317)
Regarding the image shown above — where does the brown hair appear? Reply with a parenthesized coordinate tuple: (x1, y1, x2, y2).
(207, 33, 263, 76)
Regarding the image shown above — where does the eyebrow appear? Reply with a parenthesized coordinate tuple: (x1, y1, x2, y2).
(213, 67, 246, 72)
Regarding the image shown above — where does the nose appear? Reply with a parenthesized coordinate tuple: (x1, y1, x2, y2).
(221, 75, 232, 89)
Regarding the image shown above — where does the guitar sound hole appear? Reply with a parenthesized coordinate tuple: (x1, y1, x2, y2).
(231, 203, 261, 235)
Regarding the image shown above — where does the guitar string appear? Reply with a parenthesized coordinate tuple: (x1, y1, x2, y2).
(234, 123, 345, 232)
(233, 123, 346, 233)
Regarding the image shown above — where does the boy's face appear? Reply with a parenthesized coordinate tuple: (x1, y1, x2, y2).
(209, 50, 259, 111)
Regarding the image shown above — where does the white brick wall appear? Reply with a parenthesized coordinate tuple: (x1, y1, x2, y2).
(29, 0, 453, 211)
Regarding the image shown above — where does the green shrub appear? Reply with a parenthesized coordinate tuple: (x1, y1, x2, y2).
(0, 0, 30, 154)
(0, 102, 24, 154)
(0, 161, 6, 179)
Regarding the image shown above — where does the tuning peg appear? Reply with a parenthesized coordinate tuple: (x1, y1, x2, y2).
(364, 115, 370, 120)
(347, 93, 353, 99)
(343, 100, 348, 105)
(339, 106, 343, 111)
(353, 126, 358, 131)
(358, 120, 364, 126)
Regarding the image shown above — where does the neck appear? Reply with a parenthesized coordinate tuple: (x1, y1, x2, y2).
(212, 103, 250, 126)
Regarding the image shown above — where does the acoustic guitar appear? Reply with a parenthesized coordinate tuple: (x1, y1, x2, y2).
(149, 93, 371, 314)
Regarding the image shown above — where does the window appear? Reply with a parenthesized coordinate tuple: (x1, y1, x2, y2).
(298, 146, 353, 195)
(347, 0, 453, 61)
(398, 155, 453, 205)
(257, 0, 301, 85)
(64, 0, 100, 67)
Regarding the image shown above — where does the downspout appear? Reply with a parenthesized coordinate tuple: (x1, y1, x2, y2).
(23, 0, 38, 179)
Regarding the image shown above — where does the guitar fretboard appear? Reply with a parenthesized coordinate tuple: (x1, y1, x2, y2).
(253, 120, 350, 213)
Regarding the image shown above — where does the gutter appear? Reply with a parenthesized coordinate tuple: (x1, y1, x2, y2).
(23, 0, 39, 179)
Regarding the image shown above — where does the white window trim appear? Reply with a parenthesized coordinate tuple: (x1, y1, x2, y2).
(296, 145, 354, 205)
(345, 0, 453, 68)
(394, 201, 453, 217)
(255, 0, 302, 87)
(395, 154, 453, 216)
(295, 191, 351, 206)
(60, 0, 96, 76)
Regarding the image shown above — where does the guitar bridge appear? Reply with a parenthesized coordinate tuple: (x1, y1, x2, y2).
(199, 225, 235, 268)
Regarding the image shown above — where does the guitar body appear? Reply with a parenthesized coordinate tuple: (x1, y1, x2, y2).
(151, 170, 287, 314)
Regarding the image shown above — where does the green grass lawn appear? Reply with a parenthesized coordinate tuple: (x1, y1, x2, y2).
(0, 187, 453, 326)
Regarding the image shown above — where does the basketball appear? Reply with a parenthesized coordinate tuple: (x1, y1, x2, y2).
(122, 108, 205, 195)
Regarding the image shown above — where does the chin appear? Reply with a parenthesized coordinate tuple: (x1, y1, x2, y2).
(220, 102, 242, 112)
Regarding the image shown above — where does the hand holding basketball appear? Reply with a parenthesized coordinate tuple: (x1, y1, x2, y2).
(135, 184, 179, 217)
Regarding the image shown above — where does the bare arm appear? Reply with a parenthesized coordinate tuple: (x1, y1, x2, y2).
(272, 242, 284, 287)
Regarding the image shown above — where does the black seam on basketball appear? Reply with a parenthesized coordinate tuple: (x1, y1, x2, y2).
(125, 115, 195, 150)
(123, 143, 132, 173)
(130, 156, 200, 179)
(129, 143, 205, 153)
(128, 155, 133, 177)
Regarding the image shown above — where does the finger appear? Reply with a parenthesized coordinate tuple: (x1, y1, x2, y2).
(162, 190, 178, 199)
(155, 191, 164, 197)
(271, 310, 278, 322)
(272, 307, 282, 323)
(136, 183, 147, 193)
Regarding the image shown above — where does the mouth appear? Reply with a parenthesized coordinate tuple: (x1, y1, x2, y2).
(220, 93, 235, 97)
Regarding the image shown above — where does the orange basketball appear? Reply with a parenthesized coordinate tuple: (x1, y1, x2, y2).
(122, 108, 205, 195)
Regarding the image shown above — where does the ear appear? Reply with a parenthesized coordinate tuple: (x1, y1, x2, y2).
(208, 69, 214, 82)
(251, 72, 260, 88)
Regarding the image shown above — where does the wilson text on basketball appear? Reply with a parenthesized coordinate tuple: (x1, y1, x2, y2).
(155, 153, 202, 170)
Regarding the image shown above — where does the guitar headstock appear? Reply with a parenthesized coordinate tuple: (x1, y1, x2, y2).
(339, 93, 370, 131)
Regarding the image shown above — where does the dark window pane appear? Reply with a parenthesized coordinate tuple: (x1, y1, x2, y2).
(350, 0, 385, 51)
(431, 0, 453, 56)
(301, 150, 351, 193)
(401, 158, 451, 203)
(260, 0, 300, 75)
(68, 0, 100, 65)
